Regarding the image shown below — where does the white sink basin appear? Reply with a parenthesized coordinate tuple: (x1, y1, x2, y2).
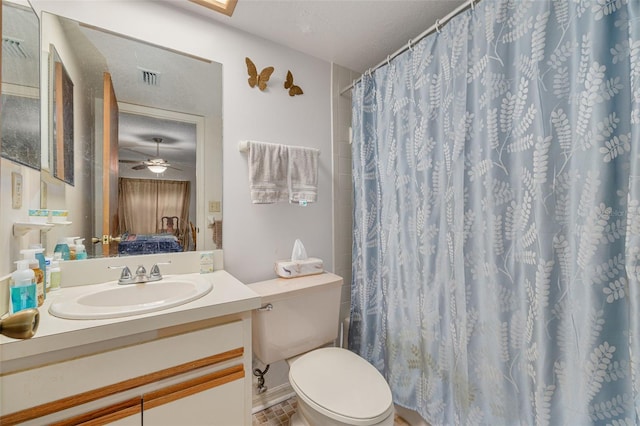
(49, 275, 213, 320)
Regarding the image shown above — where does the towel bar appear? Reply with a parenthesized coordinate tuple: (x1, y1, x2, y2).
(238, 140, 320, 155)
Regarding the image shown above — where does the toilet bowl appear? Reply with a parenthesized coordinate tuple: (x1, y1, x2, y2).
(248, 273, 394, 426)
(289, 347, 394, 426)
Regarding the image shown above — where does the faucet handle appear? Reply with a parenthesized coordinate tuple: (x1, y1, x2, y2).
(135, 265, 147, 277)
(108, 265, 133, 284)
(149, 261, 171, 280)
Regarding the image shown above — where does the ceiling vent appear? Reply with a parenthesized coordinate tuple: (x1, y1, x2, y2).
(2, 37, 28, 59)
(138, 67, 161, 86)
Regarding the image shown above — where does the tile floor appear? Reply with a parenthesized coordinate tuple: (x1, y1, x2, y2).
(252, 397, 411, 425)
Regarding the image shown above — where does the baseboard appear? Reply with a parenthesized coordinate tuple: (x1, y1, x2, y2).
(251, 382, 296, 414)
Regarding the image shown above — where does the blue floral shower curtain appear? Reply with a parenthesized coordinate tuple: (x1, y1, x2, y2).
(350, 0, 640, 424)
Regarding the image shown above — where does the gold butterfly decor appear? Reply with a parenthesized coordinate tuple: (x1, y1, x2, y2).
(246, 57, 274, 91)
(284, 70, 303, 96)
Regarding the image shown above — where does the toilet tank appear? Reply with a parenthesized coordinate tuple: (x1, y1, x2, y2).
(248, 273, 343, 365)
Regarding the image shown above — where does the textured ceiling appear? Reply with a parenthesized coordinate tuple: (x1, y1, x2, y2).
(170, 0, 466, 73)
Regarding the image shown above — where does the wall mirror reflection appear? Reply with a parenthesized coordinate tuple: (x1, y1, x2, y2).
(49, 45, 74, 185)
(1, 1, 40, 170)
(41, 13, 223, 258)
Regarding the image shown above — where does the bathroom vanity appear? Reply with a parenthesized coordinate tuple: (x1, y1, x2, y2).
(0, 270, 261, 425)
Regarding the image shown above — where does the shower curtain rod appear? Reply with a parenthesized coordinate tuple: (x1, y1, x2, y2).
(339, 0, 478, 96)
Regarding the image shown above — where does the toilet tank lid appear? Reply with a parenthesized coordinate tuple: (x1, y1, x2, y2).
(247, 272, 343, 301)
(289, 347, 393, 425)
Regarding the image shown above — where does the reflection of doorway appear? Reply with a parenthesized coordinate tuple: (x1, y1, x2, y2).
(117, 177, 191, 248)
(102, 72, 118, 256)
(116, 103, 204, 252)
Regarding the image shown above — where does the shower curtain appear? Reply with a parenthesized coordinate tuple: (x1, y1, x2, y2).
(349, 0, 640, 424)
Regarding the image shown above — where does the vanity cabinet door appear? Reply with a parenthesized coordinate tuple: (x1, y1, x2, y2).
(48, 398, 142, 426)
(0, 319, 249, 426)
(143, 367, 245, 425)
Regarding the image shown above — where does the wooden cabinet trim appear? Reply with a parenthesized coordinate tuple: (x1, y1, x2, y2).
(48, 397, 141, 426)
(143, 364, 245, 410)
(78, 405, 141, 426)
(0, 347, 243, 426)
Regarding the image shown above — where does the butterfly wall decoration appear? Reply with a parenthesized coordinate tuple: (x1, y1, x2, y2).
(284, 70, 303, 96)
(245, 57, 274, 91)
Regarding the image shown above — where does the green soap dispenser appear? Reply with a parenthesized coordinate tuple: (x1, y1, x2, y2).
(54, 238, 70, 261)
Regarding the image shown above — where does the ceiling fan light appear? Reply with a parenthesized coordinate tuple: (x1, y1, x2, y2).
(147, 164, 167, 173)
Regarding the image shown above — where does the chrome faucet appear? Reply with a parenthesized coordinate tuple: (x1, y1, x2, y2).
(134, 265, 148, 282)
(109, 260, 171, 285)
(108, 265, 135, 285)
(148, 261, 171, 282)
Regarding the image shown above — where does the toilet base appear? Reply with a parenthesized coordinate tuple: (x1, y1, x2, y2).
(290, 411, 307, 426)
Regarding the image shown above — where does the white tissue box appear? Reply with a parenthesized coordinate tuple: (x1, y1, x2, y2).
(275, 258, 324, 278)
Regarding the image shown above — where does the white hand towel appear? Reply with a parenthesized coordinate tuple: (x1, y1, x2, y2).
(288, 145, 319, 203)
(247, 141, 289, 204)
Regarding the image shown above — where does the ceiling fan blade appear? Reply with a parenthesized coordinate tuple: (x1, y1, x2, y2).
(119, 159, 142, 164)
(167, 165, 182, 171)
(120, 147, 154, 158)
(132, 164, 147, 170)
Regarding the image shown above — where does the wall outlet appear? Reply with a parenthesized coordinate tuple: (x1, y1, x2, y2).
(208, 201, 221, 213)
(12, 172, 23, 209)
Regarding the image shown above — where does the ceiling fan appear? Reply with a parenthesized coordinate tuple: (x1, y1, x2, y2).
(119, 137, 181, 173)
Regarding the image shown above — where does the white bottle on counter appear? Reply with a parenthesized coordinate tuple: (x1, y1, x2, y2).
(49, 259, 61, 291)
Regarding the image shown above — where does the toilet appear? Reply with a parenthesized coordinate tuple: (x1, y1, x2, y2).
(249, 273, 394, 426)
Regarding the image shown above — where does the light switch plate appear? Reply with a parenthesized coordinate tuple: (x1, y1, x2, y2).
(208, 201, 221, 213)
(12, 172, 23, 209)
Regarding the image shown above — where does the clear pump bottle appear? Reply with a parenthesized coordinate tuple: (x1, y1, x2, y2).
(21, 249, 45, 306)
(66, 237, 78, 260)
(29, 245, 47, 296)
(75, 238, 87, 260)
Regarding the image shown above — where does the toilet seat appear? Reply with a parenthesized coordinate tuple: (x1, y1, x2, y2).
(289, 347, 394, 425)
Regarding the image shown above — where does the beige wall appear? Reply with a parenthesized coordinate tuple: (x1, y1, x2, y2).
(2, 0, 333, 286)
(332, 64, 359, 324)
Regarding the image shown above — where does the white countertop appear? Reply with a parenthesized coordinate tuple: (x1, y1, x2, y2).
(0, 270, 261, 364)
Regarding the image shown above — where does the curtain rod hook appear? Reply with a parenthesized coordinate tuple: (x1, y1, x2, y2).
(386, 55, 391, 66)
(407, 38, 413, 51)
(435, 19, 441, 33)
(471, 0, 475, 10)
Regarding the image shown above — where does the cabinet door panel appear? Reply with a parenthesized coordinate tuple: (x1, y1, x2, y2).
(34, 397, 142, 426)
(143, 374, 244, 425)
(2, 321, 243, 414)
(79, 407, 141, 426)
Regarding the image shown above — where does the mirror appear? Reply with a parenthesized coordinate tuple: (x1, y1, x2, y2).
(41, 13, 223, 258)
(1, 0, 40, 170)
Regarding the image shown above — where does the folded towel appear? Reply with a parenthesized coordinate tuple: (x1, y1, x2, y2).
(288, 145, 319, 203)
(248, 141, 289, 204)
